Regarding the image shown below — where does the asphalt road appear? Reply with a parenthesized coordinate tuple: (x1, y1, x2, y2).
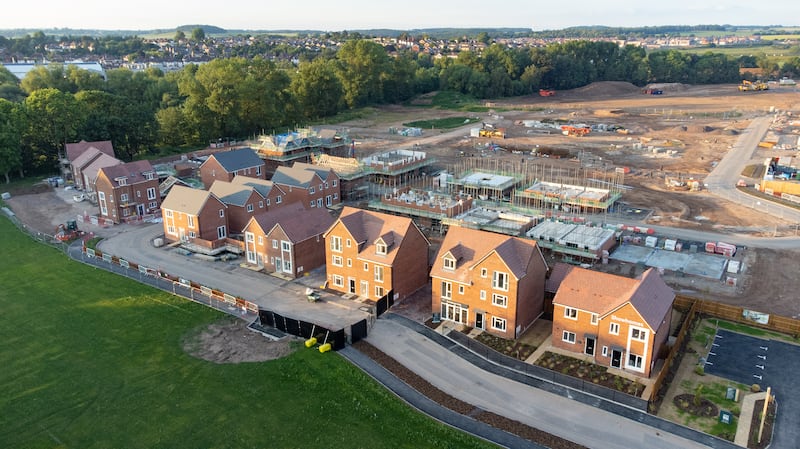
(366, 319, 715, 449)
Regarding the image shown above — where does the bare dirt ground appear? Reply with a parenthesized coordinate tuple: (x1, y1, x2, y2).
(182, 318, 296, 364)
(338, 82, 800, 318)
(5, 82, 800, 318)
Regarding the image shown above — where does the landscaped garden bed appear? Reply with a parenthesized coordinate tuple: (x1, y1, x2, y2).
(534, 351, 645, 396)
(475, 332, 536, 361)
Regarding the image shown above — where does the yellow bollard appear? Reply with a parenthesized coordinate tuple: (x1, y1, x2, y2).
(318, 343, 332, 353)
(304, 337, 317, 348)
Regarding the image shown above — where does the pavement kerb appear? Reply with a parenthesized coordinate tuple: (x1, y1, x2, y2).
(339, 346, 546, 449)
(382, 313, 744, 449)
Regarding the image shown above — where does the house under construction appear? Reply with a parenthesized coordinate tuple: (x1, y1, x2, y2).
(250, 128, 349, 175)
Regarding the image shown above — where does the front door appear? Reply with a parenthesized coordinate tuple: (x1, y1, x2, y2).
(475, 312, 484, 330)
(348, 278, 356, 294)
(611, 349, 622, 369)
(584, 337, 595, 356)
(316, 198, 323, 208)
(137, 204, 145, 216)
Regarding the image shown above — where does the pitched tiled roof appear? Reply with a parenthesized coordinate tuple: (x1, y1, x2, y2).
(66, 140, 114, 163)
(545, 262, 574, 293)
(82, 153, 122, 183)
(71, 147, 105, 170)
(99, 160, 155, 187)
(161, 185, 219, 216)
(208, 180, 255, 207)
(207, 148, 263, 172)
(430, 226, 543, 284)
(329, 206, 424, 264)
(271, 164, 320, 189)
(291, 162, 333, 181)
(252, 203, 334, 243)
(230, 176, 283, 198)
(553, 267, 674, 331)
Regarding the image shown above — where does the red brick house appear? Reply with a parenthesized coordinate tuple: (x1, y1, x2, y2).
(551, 267, 674, 377)
(271, 162, 341, 209)
(199, 148, 266, 188)
(71, 147, 121, 192)
(64, 140, 115, 186)
(229, 176, 288, 212)
(95, 160, 160, 224)
(208, 180, 269, 236)
(161, 185, 228, 244)
(431, 227, 548, 339)
(242, 202, 334, 278)
(323, 207, 429, 300)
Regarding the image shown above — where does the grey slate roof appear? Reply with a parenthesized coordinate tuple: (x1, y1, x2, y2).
(209, 148, 264, 172)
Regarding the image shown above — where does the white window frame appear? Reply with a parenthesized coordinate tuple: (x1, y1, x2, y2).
(591, 313, 598, 325)
(480, 268, 488, 278)
(631, 328, 647, 342)
(609, 322, 620, 335)
(374, 265, 384, 282)
(120, 193, 129, 203)
(441, 281, 452, 299)
(331, 255, 343, 267)
(332, 275, 344, 287)
(564, 307, 577, 320)
(491, 317, 507, 332)
(627, 353, 643, 370)
(330, 236, 342, 252)
(480, 290, 486, 300)
(562, 331, 576, 344)
(219, 209, 224, 218)
(374, 285, 384, 298)
(443, 256, 455, 270)
(492, 293, 508, 308)
(458, 285, 464, 295)
(492, 271, 509, 291)
(164, 209, 173, 218)
(216, 225, 226, 239)
(332, 179, 337, 187)
(363, 262, 369, 271)
(376, 242, 387, 255)
(187, 215, 195, 229)
(276, 196, 282, 204)
(602, 346, 608, 357)
(309, 186, 315, 194)
(246, 204, 254, 212)
(272, 239, 279, 249)
(147, 187, 156, 200)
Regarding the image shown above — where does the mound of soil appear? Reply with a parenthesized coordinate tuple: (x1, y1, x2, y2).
(183, 318, 295, 364)
(570, 81, 642, 97)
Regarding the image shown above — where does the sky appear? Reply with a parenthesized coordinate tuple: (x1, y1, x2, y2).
(1, 0, 798, 32)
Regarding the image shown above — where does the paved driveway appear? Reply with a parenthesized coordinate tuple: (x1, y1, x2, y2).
(705, 329, 800, 448)
(97, 223, 371, 331)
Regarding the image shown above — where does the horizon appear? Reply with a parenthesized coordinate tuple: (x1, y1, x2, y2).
(2, 0, 799, 33)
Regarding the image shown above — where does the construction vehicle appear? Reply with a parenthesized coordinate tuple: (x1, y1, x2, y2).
(478, 125, 505, 139)
(560, 125, 591, 137)
(55, 219, 85, 242)
(738, 80, 768, 91)
(539, 89, 556, 97)
(643, 88, 663, 95)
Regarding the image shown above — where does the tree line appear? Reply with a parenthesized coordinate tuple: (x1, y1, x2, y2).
(0, 38, 773, 183)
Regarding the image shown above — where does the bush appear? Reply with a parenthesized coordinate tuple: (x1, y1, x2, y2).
(751, 384, 761, 393)
(694, 365, 705, 376)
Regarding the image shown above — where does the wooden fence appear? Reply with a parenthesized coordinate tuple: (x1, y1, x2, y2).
(649, 294, 800, 404)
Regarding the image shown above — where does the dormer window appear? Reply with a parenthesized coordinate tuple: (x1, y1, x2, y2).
(376, 241, 387, 255)
(443, 255, 456, 270)
(115, 177, 127, 186)
(143, 172, 155, 180)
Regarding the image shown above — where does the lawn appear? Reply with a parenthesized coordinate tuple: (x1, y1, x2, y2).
(403, 116, 480, 130)
(0, 218, 495, 449)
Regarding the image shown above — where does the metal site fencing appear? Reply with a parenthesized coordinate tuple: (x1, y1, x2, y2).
(2, 207, 71, 254)
(446, 330, 649, 412)
(75, 245, 260, 320)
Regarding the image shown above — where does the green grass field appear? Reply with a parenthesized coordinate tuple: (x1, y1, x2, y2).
(403, 117, 480, 129)
(0, 218, 495, 449)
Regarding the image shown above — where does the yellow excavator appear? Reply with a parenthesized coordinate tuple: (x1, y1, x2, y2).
(739, 80, 768, 91)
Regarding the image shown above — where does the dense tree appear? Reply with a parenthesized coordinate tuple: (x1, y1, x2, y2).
(0, 66, 26, 102)
(335, 40, 391, 108)
(22, 88, 86, 172)
(291, 58, 344, 119)
(191, 28, 206, 42)
(175, 30, 186, 41)
(0, 99, 25, 182)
